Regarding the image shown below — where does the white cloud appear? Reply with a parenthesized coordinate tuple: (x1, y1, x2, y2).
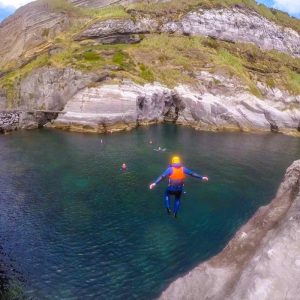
(273, 0, 300, 15)
(0, 0, 33, 9)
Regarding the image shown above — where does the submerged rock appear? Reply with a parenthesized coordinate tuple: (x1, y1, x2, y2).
(159, 160, 300, 300)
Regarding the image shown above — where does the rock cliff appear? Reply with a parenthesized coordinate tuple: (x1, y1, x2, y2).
(159, 159, 300, 300)
(0, 1, 70, 66)
(0, 0, 300, 134)
(162, 8, 300, 57)
(77, 7, 300, 56)
(49, 72, 300, 136)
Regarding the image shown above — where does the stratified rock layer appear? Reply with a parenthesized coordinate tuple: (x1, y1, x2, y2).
(51, 81, 183, 133)
(74, 18, 158, 44)
(159, 160, 300, 300)
(162, 8, 300, 57)
(69, 0, 168, 7)
(77, 7, 300, 57)
(19, 67, 106, 110)
(50, 72, 300, 135)
(2, 1, 300, 66)
(0, 2, 70, 66)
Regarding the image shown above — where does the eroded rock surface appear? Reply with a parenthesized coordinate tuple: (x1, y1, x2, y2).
(69, 0, 169, 8)
(0, 2, 70, 66)
(162, 8, 300, 57)
(51, 81, 184, 133)
(77, 6, 300, 57)
(18, 67, 106, 111)
(75, 18, 158, 44)
(159, 159, 300, 300)
(51, 72, 300, 135)
(0, 110, 58, 133)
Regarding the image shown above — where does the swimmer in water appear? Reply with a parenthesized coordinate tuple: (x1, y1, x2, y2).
(121, 163, 127, 171)
(149, 156, 208, 218)
(154, 146, 166, 152)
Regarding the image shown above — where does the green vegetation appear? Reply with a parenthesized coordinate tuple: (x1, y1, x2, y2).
(129, 0, 300, 34)
(82, 50, 101, 61)
(2, 32, 300, 104)
(0, 54, 49, 107)
(44, 0, 129, 20)
(285, 70, 300, 95)
(127, 34, 208, 86)
(216, 49, 262, 97)
(139, 64, 155, 82)
(2, 0, 300, 106)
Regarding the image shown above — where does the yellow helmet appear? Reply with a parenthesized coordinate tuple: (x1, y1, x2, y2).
(171, 156, 181, 164)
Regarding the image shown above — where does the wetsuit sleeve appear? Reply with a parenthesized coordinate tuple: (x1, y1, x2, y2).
(154, 167, 172, 184)
(183, 167, 203, 180)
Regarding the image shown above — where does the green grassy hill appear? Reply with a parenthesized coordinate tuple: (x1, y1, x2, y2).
(1, 0, 300, 107)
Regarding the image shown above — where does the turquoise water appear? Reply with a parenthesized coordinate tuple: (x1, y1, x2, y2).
(0, 125, 300, 299)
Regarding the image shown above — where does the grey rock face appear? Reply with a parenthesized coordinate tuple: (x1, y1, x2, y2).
(75, 18, 158, 43)
(0, 2, 70, 66)
(0, 111, 21, 133)
(69, 0, 168, 8)
(77, 7, 300, 56)
(175, 72, 300, 134)
(19, 67, 106, 111)
(162, 8, 300, 57)
(0, 110, 59, 133)
(51, 82, 184, 132)
(0, 90, 6, 109)
(159, 160, 300, 300)
(51, 72, 300, 135)
(94, 34, 142, 44)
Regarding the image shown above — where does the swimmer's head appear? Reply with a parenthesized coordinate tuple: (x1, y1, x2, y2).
(171, 156, 181, 164)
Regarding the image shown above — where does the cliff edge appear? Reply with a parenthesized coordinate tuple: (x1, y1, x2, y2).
(0, 0, 300, 135)
(159, 159, 300, 300)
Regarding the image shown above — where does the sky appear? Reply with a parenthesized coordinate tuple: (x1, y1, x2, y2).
(0, 0, 299, 21)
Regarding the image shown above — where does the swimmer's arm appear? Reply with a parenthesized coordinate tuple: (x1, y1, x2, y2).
(149, 168, 172, 189)
(184, 167, 208, 181)
(155, 167, 172, 184)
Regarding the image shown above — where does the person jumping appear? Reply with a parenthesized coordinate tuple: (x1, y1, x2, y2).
(149, 156, 208, 218)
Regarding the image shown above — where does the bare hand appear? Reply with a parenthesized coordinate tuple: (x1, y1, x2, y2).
(149, 183, 156, 190)
(202, 176, 209, 181)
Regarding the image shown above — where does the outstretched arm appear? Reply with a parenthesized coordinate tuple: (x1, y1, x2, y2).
(184, 168, 209, 181)
(149, 167, 172, 189)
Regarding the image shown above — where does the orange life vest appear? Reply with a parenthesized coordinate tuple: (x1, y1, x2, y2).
(169, 167, 185, 181)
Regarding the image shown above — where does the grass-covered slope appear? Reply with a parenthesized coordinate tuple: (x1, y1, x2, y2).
(129, 0, 300, 34)
(1, 0, 300, 108)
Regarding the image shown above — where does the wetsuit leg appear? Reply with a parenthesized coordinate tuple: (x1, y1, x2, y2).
(173, 191, 182, 217)
(164, 189, 171, 214)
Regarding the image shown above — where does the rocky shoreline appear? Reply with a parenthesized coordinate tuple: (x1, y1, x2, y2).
(1, 72, 300, 136)
(159, 160, 300, 300)
(0, 110, 58, 134)
(47, 72, 300, 137)
(1, 2, 300, 137)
